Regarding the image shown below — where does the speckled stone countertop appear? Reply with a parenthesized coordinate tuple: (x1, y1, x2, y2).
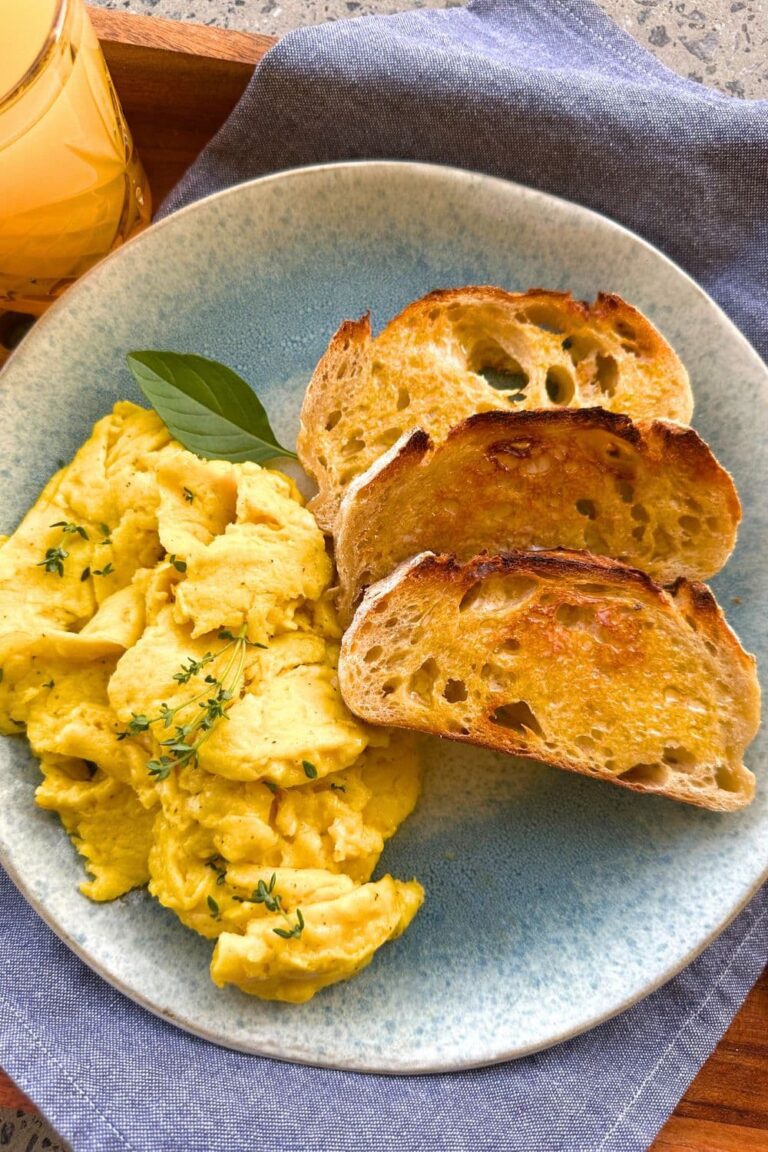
(90, 0, 766, 97)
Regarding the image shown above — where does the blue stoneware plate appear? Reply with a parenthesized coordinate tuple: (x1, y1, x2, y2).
(1, 162, 766, 1074)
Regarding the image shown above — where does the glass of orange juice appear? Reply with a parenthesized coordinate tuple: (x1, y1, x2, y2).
(0, 0, 151, 318)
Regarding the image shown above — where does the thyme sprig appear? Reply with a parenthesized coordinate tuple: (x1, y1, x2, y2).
(252, 873, 283, 913)
(37, 521, 92, 577)
(51, 521, 89, 540)
(36, 546, 69, 577)
(206, 855, 228, 885)
(253, 873, 305, 939)
(118, 626, 256, 780)
(230, 872, 305, 938)
(274, 908, 305, 940)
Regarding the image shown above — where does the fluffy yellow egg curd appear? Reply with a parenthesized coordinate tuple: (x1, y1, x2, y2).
(0, 402, 423, 1002)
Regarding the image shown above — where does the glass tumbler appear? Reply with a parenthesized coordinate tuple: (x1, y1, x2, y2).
(0, 0, 151, 321)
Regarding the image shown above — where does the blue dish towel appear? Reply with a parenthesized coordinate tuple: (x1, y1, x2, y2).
(2, 2, 767, 1150)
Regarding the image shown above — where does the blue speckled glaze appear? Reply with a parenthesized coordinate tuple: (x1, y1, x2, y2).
(0, 162, 766, 1074)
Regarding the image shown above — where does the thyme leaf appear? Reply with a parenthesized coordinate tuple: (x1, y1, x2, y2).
(273, 908, 305, 940)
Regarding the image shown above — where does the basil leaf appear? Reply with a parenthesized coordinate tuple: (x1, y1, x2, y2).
(126, 350, 297, 464)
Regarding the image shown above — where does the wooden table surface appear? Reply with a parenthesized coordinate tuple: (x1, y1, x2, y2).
(1, 10, 766, 1150)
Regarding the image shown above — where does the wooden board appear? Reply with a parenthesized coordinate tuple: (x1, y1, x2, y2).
(0, 10, 766, 1151)
(89, 8, 275, 207)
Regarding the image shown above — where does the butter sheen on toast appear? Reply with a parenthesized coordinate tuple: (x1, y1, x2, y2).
(299, 287, 694, 531)
(339, 551, 760, 812)
(334, 409, 740, 624)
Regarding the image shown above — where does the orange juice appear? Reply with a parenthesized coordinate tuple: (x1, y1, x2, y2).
(0, 0, 151, 313)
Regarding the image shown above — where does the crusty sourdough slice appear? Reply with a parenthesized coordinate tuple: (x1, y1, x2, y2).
(334, 409, 740, 622)
(298, 287, 693, 531)
(338, 552, 760, 812)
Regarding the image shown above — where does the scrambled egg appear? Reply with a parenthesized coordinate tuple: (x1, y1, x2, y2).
(0, 402, 423, 1001)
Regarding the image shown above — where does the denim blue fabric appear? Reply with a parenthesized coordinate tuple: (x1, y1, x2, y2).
(2, 2, 766, 1149)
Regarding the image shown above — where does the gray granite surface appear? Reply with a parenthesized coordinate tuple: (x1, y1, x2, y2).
(89, 0, 767, 97)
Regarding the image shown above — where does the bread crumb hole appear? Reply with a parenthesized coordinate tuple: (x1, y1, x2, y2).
(443, 678, 468, 703)
(651, 526, 674, 560)
(491, 700, 543, 737)
(381, 679, 399, 698)
(615, 479, 635, 503)
(341, 435, 365, 457)
(496, 637, 521, 655)
(520, 304, 568, 334)
(459, 583, 481, 612)
(620, 763, 669, 786)
(632, 525, 646, 541)
(565, 332, 601, 364)
(446, 721, 470, 736)
(479, 662, 505, 691)
(469, 339, 529, 399)
(706, 516, 721, 532)
(679, 514, 700, 534)
(578, 584, 613, 598)
(594, 353, 618, 396)
(374, 427, 403, 449)
(556, 603, 595, 628)
(325, 410, 342, 432)
(459, 575, 536, 614)
(576, 498, 597, 519)
(576, 734, 596, 750)
(364, 645, 383, 664)
(408, 658, 439, 703)
(396, 388, 411, 411)
(663, 745, 696, 768)
(545, 366, 575, 405)
(715, 764, 743, 793)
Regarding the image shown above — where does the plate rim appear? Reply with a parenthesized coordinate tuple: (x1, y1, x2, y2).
(1, 158, 767, 1074)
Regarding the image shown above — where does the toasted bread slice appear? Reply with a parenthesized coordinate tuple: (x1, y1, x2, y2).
(334, 410, 740, 622)
(298, 288, 693, 531)
(339, 552, 760, 812)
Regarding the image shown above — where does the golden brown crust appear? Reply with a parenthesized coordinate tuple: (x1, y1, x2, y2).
(409, 549, 666, 599)
(339, 551, 760, 813)
(298, 314, 373, 532)
(297, 287, 694, 532)
(334, 408, 741, 622)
